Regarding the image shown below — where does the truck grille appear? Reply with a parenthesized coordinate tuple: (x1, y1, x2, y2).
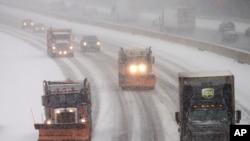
(88, 41, 96, 46)
(56, 43, 69, 50)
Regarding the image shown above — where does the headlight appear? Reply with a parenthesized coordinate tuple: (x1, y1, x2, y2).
(52, 46, 56, 50)
(80, 118, 86, 123)
(63, 51, 67, 54)
(83, 42, 87, 46)
(46, 119, 52, 125)
(55, 110, 61, 114)
(96, 42, 100, 45)
(129, 65, 137, 74)
(31, 22, 34, 26)
(69, 109, 74, 113)
(138, 64, 147, 72)
(59, 51, 62, 54)
(23, 23, 27, 25)
(69, 46, 74, 49)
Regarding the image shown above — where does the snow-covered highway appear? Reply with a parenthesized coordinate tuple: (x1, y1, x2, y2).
(0, 4, 250, 141)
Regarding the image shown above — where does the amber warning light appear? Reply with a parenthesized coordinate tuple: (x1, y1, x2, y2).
(230, 125, 250, 141)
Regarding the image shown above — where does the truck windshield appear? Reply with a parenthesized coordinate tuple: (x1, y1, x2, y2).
(44, 94, 82, 107)
(188, 109, 228, 122)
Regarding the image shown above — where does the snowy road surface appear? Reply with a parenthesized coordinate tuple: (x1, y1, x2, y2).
(0, 4, 250, 141)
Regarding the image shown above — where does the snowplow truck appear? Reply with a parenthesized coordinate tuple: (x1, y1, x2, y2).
(34, 78, 92, 141)
(47, 27, 74, 57)
(175, 71, 241, 141)
(118, 47, 156, 89)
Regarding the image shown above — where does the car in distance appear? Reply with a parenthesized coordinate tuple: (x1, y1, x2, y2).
(21, 19, 35, 29)
(80, 35, 101, 52)
(221, 30, 238, 42)
(33, 23, 46, 32)
(219, 21, 235, 32)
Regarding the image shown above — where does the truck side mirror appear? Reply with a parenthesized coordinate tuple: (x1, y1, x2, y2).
(175, 112, 180, 124)
(236, 110, 241, 123)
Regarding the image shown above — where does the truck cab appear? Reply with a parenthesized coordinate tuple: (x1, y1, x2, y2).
(47, 28, 74, 57)
(175, 71, 241, 141)
(34, 79, 92, 141)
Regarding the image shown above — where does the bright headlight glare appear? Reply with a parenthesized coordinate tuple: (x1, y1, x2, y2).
(80, 118, 86, 123)
(70, 46, 74, 49)
(31, 22, 34, 25)
(63, 51, 67, 54)
(96, 42, 100, 45)
(55, 110, 61, 114)
(52, 46, 56, 50)
(69, 109, 74, 112)
(138, 64, 146, 72)
(46, 119, 52, 125)
(23, 23, 27, 25)
(129, 65, 137, 74)
(83, 42, 87, 46)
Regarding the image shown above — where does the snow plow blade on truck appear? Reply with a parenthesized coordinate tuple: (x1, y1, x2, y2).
(34, 123, 89, 141)
(118, 47, 156, 89)
(34, 78, 92, 141)
(118, 74, 156, 89)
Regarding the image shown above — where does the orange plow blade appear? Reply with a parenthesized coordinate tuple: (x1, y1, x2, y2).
(34, 123, 90, 141)
(121, 74, 156, 89)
